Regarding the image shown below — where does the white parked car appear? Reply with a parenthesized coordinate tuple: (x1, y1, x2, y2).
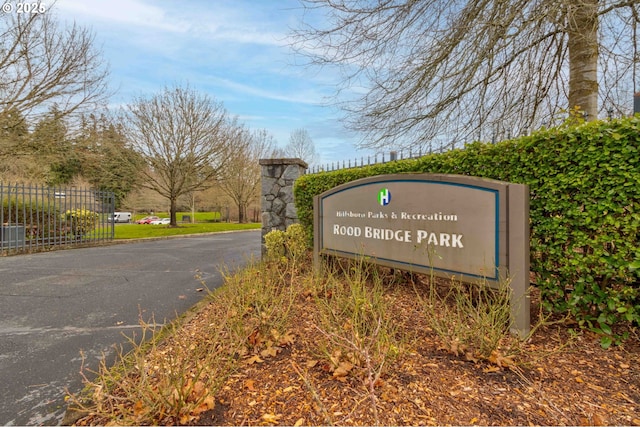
(108, 212, 132, 223)
(150, 218, 171, 225)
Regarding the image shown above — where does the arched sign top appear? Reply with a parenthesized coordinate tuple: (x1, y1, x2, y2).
(313, 173, 531, 336)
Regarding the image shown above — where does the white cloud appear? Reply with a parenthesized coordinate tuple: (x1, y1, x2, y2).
(56, 0, 189, 33)
(56, 0, 293, 48)
(205, 76, 325, 105)
(208, 28, 285, 46)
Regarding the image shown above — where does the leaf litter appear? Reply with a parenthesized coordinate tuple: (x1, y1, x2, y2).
(71, 273, 640, 426)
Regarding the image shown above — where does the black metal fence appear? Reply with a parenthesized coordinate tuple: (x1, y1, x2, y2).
(307, 148, 443, 174)
(0, 183, 115, 254)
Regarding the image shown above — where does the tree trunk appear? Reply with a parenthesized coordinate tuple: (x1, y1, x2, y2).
(567, 0, 599, 120)
(170, 197, 177, 227)
(238, 202, 246, 224)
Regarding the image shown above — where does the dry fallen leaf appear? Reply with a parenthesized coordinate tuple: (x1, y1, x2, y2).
(245, 379, 256, 391)
(279, 331, 296, 346)
(246, 355, 264, 364)
(448, 339, 467, 356)
(193, 395, 215, 416)
(248, 329, 261, 347)
(465, 351, 479, 363)
(488, 350, 515, 367)
(180, 411, 198, 425)
(237, 346, 249, 357)
(380, 384, 398, 402)
(261, 344, 280, 358)
(191, 380, 206, 399)
(332, 361, 354, 382)
(261, 413, 281, 424)
(133, 400, 145, 417)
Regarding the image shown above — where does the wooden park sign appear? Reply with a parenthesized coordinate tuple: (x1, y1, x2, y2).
(313, 174, 530, 336)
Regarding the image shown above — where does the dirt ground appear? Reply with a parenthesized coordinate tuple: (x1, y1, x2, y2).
(73, 275, 640, 426)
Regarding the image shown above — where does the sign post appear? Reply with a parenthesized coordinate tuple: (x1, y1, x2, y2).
(314, 174, 530, 336)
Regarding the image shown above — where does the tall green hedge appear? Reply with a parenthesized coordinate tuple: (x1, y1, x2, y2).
(295, 117, 640, 340)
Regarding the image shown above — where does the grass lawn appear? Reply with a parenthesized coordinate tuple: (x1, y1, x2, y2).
(114, 222, 260, 239)
(132, 211, 222, 223)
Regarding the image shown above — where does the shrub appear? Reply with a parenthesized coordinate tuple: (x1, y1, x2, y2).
(294, 117, 640, 340)
(284, 223, 307, 261)
(1, 196, 65, 241)
(264, 223, 309, 264)
(418, 276, 513, 361)
(312, 257, 400, 425)
(1, 197, 57, 225)
(264, 229, 286, 261)
(65, 208, 99, 237)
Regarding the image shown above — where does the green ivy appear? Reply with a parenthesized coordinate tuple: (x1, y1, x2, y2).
(294, 117, 640, 341)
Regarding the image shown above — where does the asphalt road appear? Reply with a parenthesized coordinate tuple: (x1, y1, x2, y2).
(0, 230, 260, 426)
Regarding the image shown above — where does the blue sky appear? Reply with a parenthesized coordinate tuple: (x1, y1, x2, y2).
(54, 0, 376, 166)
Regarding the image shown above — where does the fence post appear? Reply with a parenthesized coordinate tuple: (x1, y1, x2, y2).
(259, 158, 308, 257)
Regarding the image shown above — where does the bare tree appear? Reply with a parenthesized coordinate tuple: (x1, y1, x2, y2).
(284, 128, 319, 166)
(124, 85, 232, 226)
(0, 7, 110, 122)
(293, 0, 639, 151)
(218, 127, 278, 223)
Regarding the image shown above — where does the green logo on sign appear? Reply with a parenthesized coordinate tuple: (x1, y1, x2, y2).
(377, 188, 391, 206)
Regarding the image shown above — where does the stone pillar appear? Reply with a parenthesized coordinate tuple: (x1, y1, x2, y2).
(259, 158, 308, 255)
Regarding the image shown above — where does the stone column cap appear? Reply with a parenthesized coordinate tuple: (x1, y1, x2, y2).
(259, 158, 308, 168)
